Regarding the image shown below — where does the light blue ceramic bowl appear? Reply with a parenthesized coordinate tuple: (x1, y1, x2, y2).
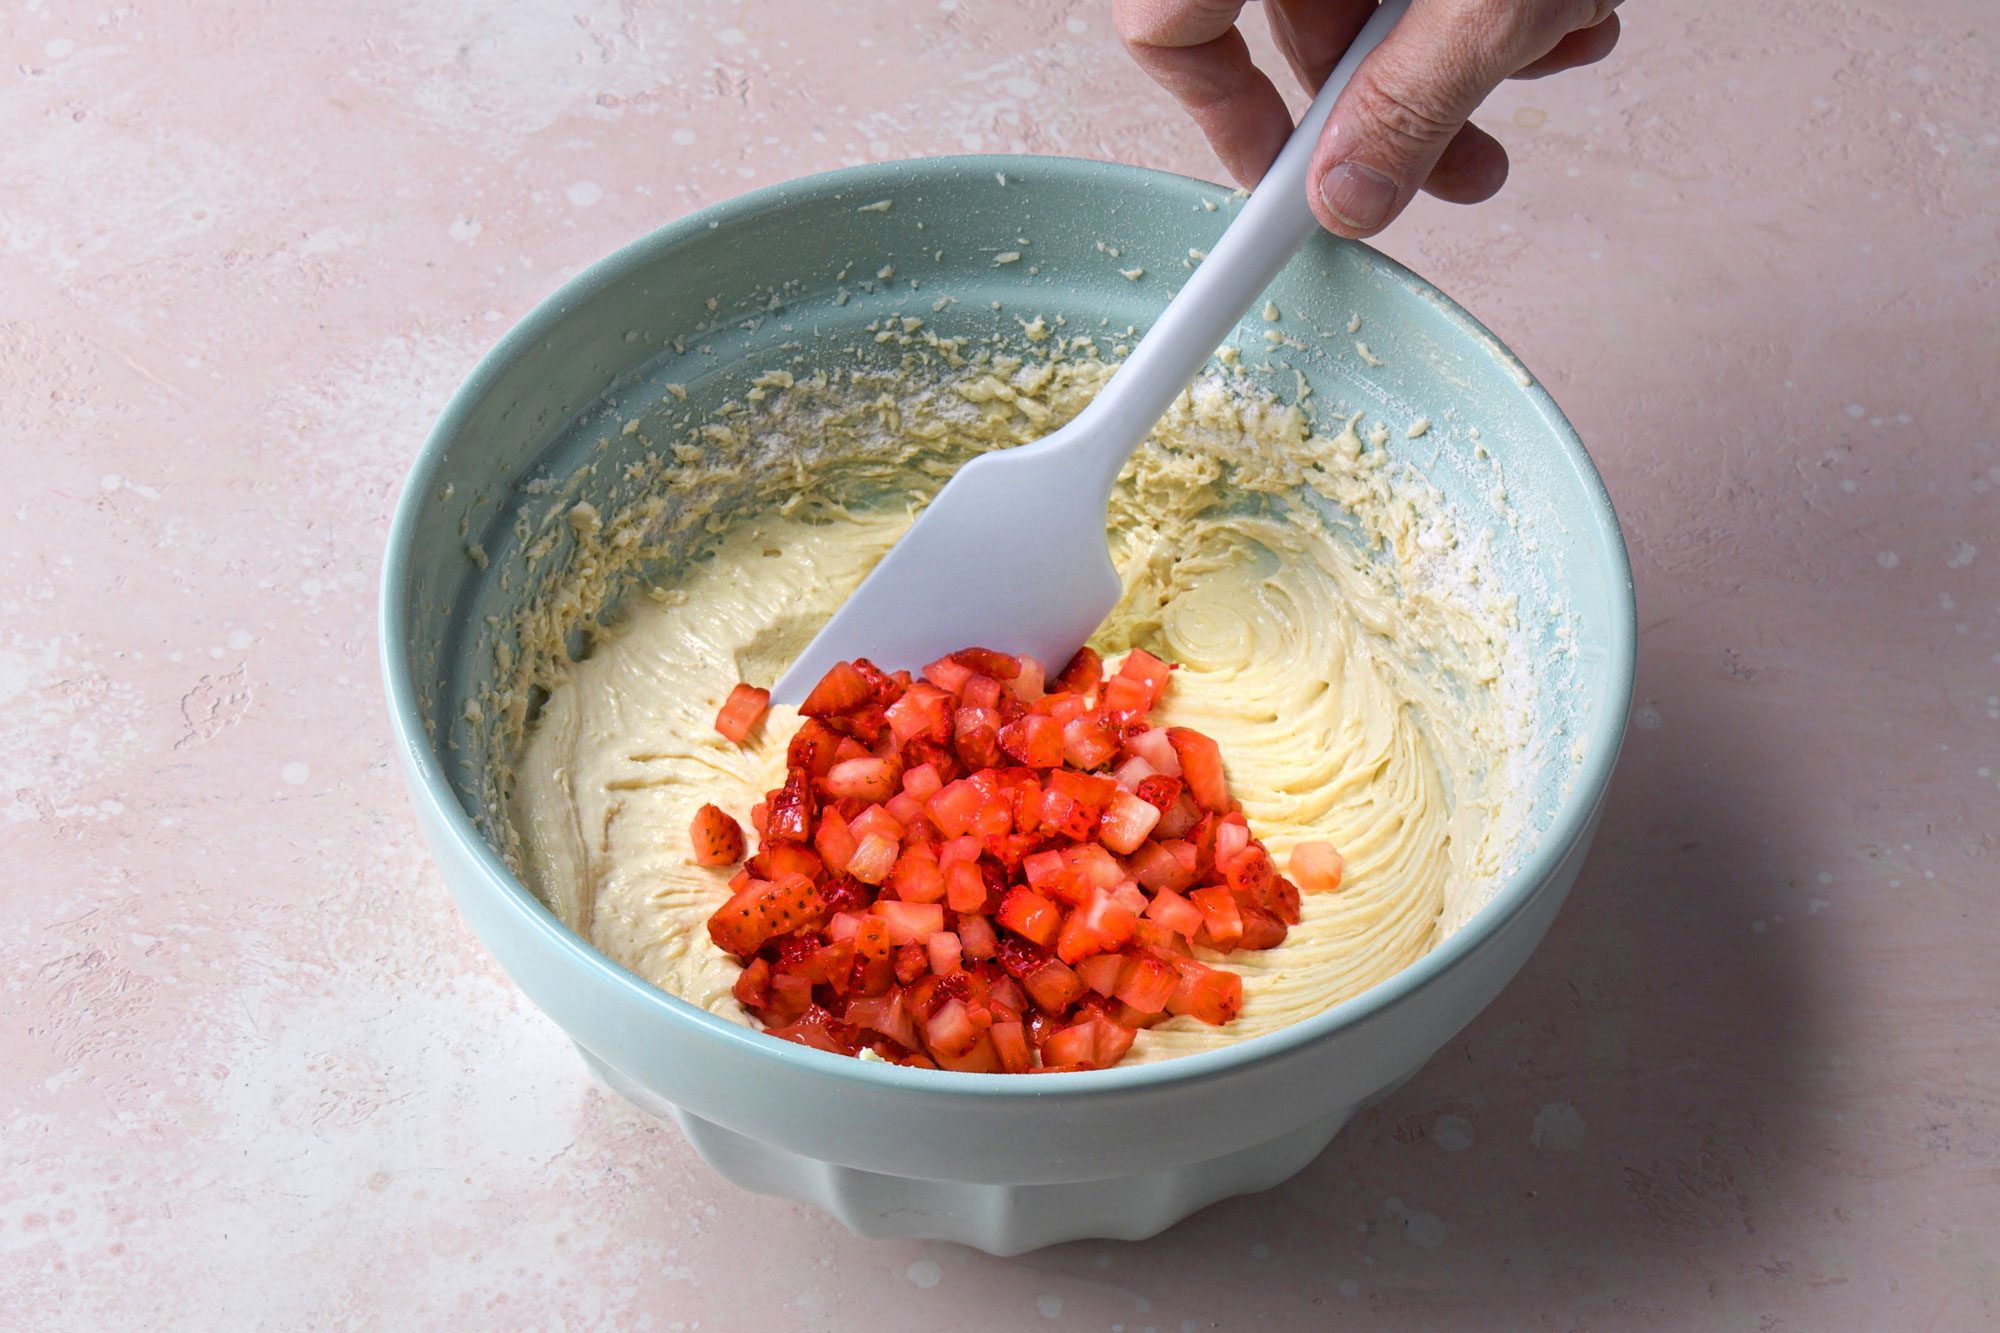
(380, 156, 1635, 1254)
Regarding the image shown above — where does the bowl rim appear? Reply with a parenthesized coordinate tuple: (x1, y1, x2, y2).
(380, 152, 1637, 1098)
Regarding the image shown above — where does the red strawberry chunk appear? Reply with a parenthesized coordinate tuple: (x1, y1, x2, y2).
(950, 646, 1022, 680)
(689, 803, 746, 866)
(1061, 713, 1122, 770)
(1189, 885, 1245, 950)
(767, 766, 818, 842)
(1050, 645, 1103, 696)
(1289, 840, 1346, 893)
(799, 661, 874, 717)
(714, 683, 770, 744)
(847, 832, 899, 885)
(920, 654, 977, 695)
(998, 714, 1065, 768)
(1167, 728, 1230, 812)
(1098, 788, 1163, 855)
(1167, 959, 1243, 1025)
(874, 899, 945, 946)
(1143, 885, 1207, 938)
(1115, 953, 1179, 1013)
(997, 886, 1063, 947)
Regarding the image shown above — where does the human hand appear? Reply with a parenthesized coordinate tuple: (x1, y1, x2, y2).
(1114, 0, 1623, 237)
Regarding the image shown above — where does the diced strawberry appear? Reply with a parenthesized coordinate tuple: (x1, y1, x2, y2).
(989, 1019, 1033, 1072)
(953, 708, 1003, 771)
(927, 930, 963, 976)
(1116, 648, 1173, 698)
(1021, 956, 1085, 1014)
(924, 997, 979, 1057)
(901, 761, 945, 800)
(1189, 885, 1244, 949)
(1041, 1021, 1099, 1069)
(1220, 844, 1274, 901)
(732, 956, 771, 1008)
(800, 661, 874, 717)
(1022, 848, 1066, 892)
(825, 756, 900, 803)
(1077, 951, 1128, 997)
(850, 657, 905, 706)
(689, 803, 746, 865)
(886, 682, 954, 744)
(1098, 788, 1163, 854)
(1129, 841, 1196, 894)
(746, 841, 824, 882)
(874, 899, 945, 946)
(852, 915, 893, 961)
(921, 654, 977, 695)
(1050, 646, 1103, 697)
(844, 992, 920, 1050)
(1091, 1015, 1138, 1066)
(1057, 884, 1140, 962)
(1062, 713, 1122, 770)
(849, 802, 902, 844)
(1035, 690, 1091, 724)
(813, 808, 857, 872)
(1236, 902, 1287, 951)
(1166, 728, 1229, 812)
(708, 873, 826, 957)
(1269, 874, 1302, 925)
(930, 1031, 1002, 1073)
(890, 842, 946, 903)
(1011, 657, 1046, 703)
(766, 1004, 860, 1055)
(786, 718, 843, 778)
(996, 886, 1063, 947)
(961, 674, 1004, 710)
(1123, 726, 1181, 776)
(1216, 815, 1251, 864)
(1064, 841, 1125, 892)
(957, 912, 999, 960)
(1143, 886, 1207, 938)
(848, 831, 900, 885)
(767, 766, 818, 842)
(1167, 959, 1243, 1025)
(1133, 773, 1183, 814)
(998, 714, 1065, 768)
(1114, 953, 1179, 1013)
(950, 646, 1022, 681)
(1154, 792, 1202, 839)
(885, 791, 925, 827)
(1100, 674, 1153, 717)
(713, 683, 770, 744)
(1289, 840, 1346, 894)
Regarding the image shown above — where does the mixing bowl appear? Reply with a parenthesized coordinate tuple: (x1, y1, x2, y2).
(380, 155, 1635, 1255)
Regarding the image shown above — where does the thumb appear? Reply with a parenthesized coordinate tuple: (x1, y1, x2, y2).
(1309, 0, 1586, 237)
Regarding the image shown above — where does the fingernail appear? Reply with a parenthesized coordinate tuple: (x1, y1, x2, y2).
(1319, 161, 1398, 232)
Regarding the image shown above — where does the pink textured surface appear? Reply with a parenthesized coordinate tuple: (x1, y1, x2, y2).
(4, 1, 1997, 1327)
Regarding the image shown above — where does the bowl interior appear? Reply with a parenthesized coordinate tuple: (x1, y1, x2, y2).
(385, 154, 1633, 1067)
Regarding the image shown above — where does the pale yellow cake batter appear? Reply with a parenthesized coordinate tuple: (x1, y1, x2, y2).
(504, 355, 1529, 1063)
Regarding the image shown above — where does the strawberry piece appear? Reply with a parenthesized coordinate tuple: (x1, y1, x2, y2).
(732, 956, 771, 1008)
(1133, 773, 1183, 813)
(990, 1019, 1033, 1073)
(1166, 728, 1230, 812)
(1050, 646, 1103, 696)
(1098, 788, 1163, 854)
(1076, 951, 1127, 997)
(767, 766, 818, 842)
(1167, 960, 1243, 1025)
(1143, 885, 1206, 939)
(1269, 874, 1303, 926)
(813, 809, 857, 873)
(1115, 953, 1179, 1013)
(1041, 1021, 1099, 1069)
(1220, 842, 1275, 898)
(1115, 648, 1173, 700)
(766, 1004, 859, 1055)
(927, 930, 963, 976)
(1290, 840, 1346, 893)
(997, 886, 1063, 947)
(849, 802, 903, 844)
(1020, 956, 1085, 1014)
(785, 718, 842, 778)
(1154, 792, 1202, 840)
(1011, 657, 1046, 703)
(891, 843, 947, 904)
(847, 831, 900, 885)
(1236, 901, 1287, 951)
(708, 873, 826, 957)
(1061, 713, 1122, 770)
(886, 683, 955, 743)
(957, 913, 999, 960)
(845, 992, 920, 1050)
(713, 683, 770, 744)
(690, 803, 746, 866)
(1123, 726, 1181, 776)
(950, 646, 1022, 680)
(800, 661, 874, 717)
(1189, 885, 1244, 950)
(1129, 841, 1196, 894)
(925, 997, 979, 1057)
(998, 714, 1065, 768)
(961, 675, 1004, 710)
(747, 841, 824, 883)
(874, 899, 945, 945)
(825, 756, 900, 803)
(920, 654, 977, 696)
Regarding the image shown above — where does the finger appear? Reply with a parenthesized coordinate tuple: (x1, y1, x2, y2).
(1419, 120, 1508, 204)
(1262, 0, 1375, 91)
(1513, 13, 1621, 79)
(1115, 0, 1293, 185)
(1308, 0, 1597, 237)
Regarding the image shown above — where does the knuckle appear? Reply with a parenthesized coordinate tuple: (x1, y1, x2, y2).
(1351, 74, 1463, 155)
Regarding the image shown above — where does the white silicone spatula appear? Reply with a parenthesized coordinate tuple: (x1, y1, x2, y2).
(772, 0, 1410, 704)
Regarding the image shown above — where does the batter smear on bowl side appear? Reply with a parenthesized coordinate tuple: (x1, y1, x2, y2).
(504, 355, 1538, 1066)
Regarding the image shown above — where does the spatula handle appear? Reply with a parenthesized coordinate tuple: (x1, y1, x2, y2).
(1066, 0, 1411, 480)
